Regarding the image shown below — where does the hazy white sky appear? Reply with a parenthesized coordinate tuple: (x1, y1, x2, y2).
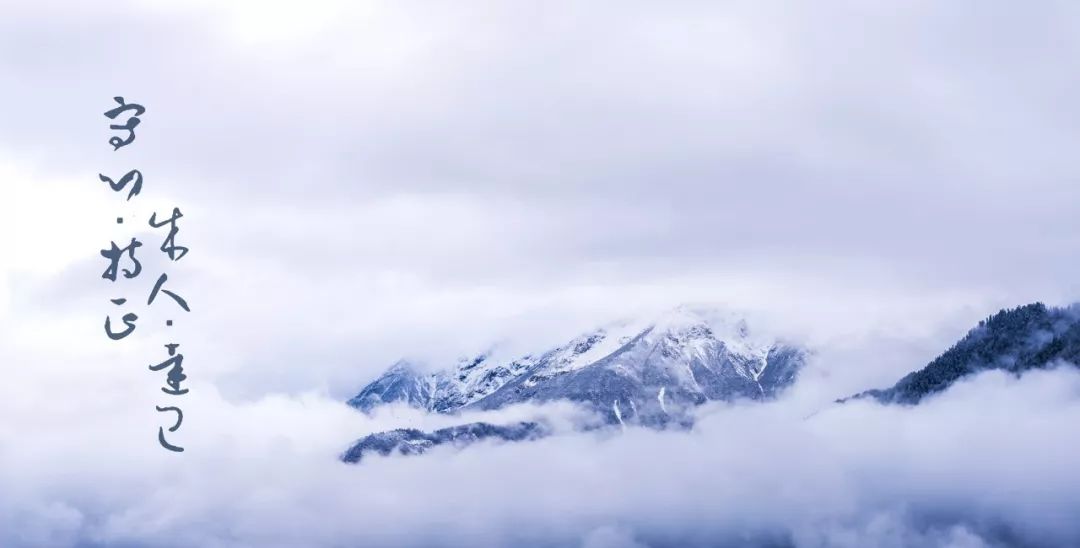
(5, 0, 1080, 396)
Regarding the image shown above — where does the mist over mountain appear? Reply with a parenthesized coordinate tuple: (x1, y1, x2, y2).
(341, 421, 549, 463)
(851, 303, 1080, 405)
(346, 302, 1080, 464)
(342, 306, 806, 461)
(350, 306, 807, 424)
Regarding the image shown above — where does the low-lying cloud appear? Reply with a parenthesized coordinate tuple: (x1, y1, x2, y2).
(2, 355, 1078, 547)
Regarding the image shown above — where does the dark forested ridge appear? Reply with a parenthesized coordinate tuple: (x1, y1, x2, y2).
(341, 421, 548, 463)
(851, 303, 1080, 404)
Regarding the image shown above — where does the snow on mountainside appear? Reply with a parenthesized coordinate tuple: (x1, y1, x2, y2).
(348, 306, 807, 426)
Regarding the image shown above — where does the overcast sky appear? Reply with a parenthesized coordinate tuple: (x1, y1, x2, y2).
(2, 2, 1080, 545)
(6, 0, 1080, 397)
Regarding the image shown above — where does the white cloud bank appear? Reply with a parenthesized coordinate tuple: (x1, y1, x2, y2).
(2, 355, 1079, 547)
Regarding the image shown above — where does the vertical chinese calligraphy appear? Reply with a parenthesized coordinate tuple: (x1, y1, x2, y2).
(100, 97, 191, 453)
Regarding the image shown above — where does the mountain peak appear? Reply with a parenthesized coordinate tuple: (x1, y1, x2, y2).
(349, 306, 807, 424)
(849, 302, 1080, 405)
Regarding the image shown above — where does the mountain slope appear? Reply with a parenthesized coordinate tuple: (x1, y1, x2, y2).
(854, 303, 1080, 404)
(341, 421, 548, 463)
(349, 306, 807, 426)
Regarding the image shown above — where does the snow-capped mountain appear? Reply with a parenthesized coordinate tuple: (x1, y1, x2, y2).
(348, 306, 806, 426)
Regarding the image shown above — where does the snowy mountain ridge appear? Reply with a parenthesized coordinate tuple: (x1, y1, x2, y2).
(348, 305, 807, 426)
